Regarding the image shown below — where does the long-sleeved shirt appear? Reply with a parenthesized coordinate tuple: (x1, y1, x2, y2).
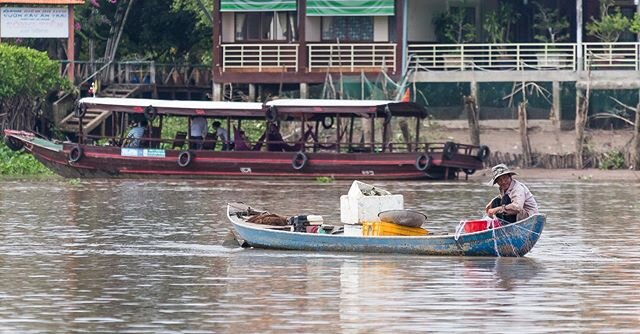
(501, 179, 539, 221)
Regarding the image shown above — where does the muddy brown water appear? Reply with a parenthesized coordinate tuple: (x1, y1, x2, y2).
(1, 179, 639, 333)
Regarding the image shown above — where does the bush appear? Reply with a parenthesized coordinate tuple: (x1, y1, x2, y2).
(599, 150, 625, 170)
(0, 142, 52, 176)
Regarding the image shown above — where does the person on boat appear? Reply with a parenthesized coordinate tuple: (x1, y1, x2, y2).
(233, 127, 252, 151)
(212, 121, 233, 150)
(123, 119, 148, 148)
(190, 116, 208, 150)
(265, 122, 314, 152)
(485, 164, 538, 224)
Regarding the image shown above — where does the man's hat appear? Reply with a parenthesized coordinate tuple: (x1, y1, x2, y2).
(489, 163, 517, 185)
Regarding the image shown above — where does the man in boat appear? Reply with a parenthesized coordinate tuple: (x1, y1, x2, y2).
(485, 164, 538, 224)
(212, 121, 232, 150)
(123, 119, 148, 148)
(190, 116, 208, 150)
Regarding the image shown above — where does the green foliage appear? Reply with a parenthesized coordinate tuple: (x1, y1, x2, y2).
(630, 12, 640, 34)
(483, 3, 520, 44)
(532, 1, 570, 43)
(0, 142, 52, 176)
(599, 150, 625, 170)
(586, 0, 630, 42)
(315, 176, 335, 183)
(433, 8, 476, 44)
(0, 44, 70, 100)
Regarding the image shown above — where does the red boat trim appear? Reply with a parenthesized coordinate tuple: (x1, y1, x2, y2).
(119, 169, 425, 177)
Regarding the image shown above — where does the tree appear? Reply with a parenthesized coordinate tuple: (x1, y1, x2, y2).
(483, 3, 520, 44)
(586, 0, 630, 43)
(434, 8, 476, 44)
(0, 45, 71, 133)
(532, 1, 570, 43)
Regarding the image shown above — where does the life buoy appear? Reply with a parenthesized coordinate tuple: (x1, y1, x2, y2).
(383, 105, 392, 125)
(321, 116, 334, 129)
(68, 144, 83, 163)
(74, 102, 87, 118)
(144, 105, 158, 121)
(477, 145, 490, 162)
(177, 150, 193, 167)
(415, 154, 432, 171)
(3, 136, 24, 151)
(292, 151, 308, 170)
(443, 141, 457, 160)
(266, 106, 278, 122)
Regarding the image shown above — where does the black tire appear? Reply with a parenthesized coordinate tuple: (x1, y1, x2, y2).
(74, 102, 87, 118)
(415, 154, 432, 171)
(68, 145, 83, 163)
(144, 105, 158, 121)
(266, 106, 278, 122)
(177, 150, 193, 167)
(321, 116, 334, 129)
(477, 145, 490, 162)
(463, 168, 476, 175)
(443, 141, 457, 160)
(292, 151, 308, 170)
(383, 105, 392, 125)
(3, 136, 23, 151)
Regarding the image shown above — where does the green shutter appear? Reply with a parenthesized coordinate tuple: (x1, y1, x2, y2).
(220, 0, 297, 12)
(307, 0, 395, 16)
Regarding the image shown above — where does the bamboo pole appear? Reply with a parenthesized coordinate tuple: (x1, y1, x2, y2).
(518, 101, 532, 167)
(465, 95, 480, 146)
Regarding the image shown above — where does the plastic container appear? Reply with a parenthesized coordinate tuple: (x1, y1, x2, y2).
(463, 219, 501, 233)
(362, 221, 428, 236)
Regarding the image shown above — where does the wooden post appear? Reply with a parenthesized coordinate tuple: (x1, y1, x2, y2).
(67, 5, 75, 82)
(575, 88, 588, 169)
(249, 84, 256, 101)
(399, 119, 411, 152)
(518, 101, 532, 167)
(633, 103, 640, 170)
(552, 81, 561, 130)
(465, 95, 480, 146)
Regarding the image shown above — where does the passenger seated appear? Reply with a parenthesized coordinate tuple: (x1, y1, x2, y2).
(265, 122, 313, 152)
(123, 119, 148, 148)
(233, 127, 252, 151)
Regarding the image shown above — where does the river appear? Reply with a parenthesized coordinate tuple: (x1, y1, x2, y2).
(0, 179, 639, 333)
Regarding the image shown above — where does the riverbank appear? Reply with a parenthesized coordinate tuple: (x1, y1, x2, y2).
(467, 167, 640, 182)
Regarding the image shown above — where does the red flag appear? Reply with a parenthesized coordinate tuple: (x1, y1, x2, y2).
(401, 88, 410, 102)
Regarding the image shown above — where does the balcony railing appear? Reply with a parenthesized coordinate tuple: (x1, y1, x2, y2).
(222, 44, 298, 72)
(408, 43, 577, 71)
(308, 43, 396, 72)
(583, 42, 640, 70)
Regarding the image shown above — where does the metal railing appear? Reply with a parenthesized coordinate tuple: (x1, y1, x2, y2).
(222, 43, 298, 72)
(583, 42, 640, 70)
(308, 43, 396, 72)
(407, 43, 577, 71)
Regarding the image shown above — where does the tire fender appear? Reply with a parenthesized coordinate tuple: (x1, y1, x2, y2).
(477, 145, 490, 162)
(68, 144, 84, 163)
(3, 136, 24, 151)
(177, 150, 193, 167)
(415, 154, 432, 171)
(292, 151, 308, 170)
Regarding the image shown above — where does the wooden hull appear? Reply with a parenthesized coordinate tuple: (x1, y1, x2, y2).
(7, 131, 484, 180)
(227, 203, 545, 257)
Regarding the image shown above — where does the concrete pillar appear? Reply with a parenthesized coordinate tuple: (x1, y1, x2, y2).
(552, 81, 561, 130)
(212, 83, 223, 101)
(300, 83, 309, 99)
(469, 81, 478, 119)
(249, 84, 256, 102)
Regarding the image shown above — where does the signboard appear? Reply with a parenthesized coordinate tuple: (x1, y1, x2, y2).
(1, 7, 68, 38)
(121, 148, 167, 158)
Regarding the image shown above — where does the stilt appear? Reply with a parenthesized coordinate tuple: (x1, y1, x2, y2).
(212, 83, 223, 101)
(300, 83, 309, 99)
(249, 84, 256, 102)
(552, 81, 561, 130)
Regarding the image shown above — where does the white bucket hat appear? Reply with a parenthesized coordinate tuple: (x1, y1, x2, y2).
(488, 163, 517, 185)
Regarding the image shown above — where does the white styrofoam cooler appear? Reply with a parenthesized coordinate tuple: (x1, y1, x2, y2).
(340, 181, 403, 225)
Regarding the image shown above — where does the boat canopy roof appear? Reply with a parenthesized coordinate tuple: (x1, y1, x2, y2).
(78, 97, 427, 119)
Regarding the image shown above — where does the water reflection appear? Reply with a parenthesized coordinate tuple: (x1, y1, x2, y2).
(0, 179, 640, 333)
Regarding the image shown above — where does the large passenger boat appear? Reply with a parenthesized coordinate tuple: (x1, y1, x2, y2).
(3, 98, 489, 180)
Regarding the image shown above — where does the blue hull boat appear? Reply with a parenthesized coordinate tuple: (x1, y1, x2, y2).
(227, 203, 545, 257)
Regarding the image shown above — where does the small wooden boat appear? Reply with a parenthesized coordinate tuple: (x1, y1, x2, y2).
(227, 203, 545, 257)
